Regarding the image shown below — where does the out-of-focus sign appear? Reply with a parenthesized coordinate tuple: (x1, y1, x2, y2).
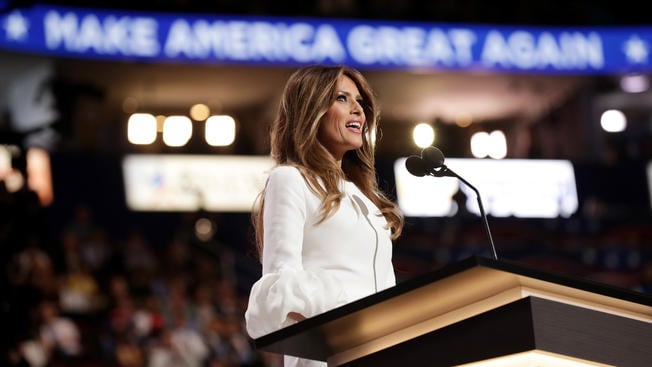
(394, 157, 578, 218)
(122, 154, 274, 212)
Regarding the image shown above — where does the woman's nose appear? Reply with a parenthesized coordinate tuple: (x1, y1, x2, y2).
(351, 100, 363, 115)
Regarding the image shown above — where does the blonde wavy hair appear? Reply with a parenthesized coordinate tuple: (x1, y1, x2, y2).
(253, 65, 403, 257)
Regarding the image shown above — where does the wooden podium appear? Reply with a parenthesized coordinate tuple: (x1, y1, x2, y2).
(253, 256, 652, 366)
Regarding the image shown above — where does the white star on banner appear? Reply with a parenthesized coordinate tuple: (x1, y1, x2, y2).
(623, 35, 649, 64)
(4, 10, 29, 41)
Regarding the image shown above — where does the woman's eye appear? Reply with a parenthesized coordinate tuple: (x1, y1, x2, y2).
(336, 95, 347, 102)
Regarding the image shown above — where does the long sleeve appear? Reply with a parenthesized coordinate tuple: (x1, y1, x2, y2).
(244, 166, 349, 339)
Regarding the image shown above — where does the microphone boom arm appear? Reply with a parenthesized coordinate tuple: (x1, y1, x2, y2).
(430, 165, 498, 260)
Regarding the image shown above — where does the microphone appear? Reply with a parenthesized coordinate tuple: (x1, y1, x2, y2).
(405, 147, 498, 260)
(422, 146, 445, 168)
(405, 155, 427, 177)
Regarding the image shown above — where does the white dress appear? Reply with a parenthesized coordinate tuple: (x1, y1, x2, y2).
(245, 165, 396, 367)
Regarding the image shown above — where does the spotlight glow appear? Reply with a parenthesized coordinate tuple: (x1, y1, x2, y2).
(205, 115, 236, 146)
(620, 74, 649, 93)
(163, 115, 192, 147)
(471, 130, 507, 158)
(600, 109, 626, 132)
(127, 113, 157, 145)
(488, 130, 507, 159)
(190, 103, 211, 121)
(470, 131, 490, 158)
(412, 123, 435, 148)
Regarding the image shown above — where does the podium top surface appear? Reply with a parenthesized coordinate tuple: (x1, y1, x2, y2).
(254, 256, 652, 362)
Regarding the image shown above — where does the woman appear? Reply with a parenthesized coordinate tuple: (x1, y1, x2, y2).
(245, 65, 403, 367)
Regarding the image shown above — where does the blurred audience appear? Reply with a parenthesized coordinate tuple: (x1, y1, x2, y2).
(3, 198, 266, 367)
(37, 298, 83, 362)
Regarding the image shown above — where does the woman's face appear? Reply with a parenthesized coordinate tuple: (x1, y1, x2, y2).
(317, 75, 366, 162)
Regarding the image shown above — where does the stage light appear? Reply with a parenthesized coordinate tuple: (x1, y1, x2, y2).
(155, 115, 166, 132)
(127, 113, 157, 145)
(163, 115, 192, 147)
(600, 109, 626, 132)
(471, 130, 506, 159)
(190, 103, 210, 121)
(205, 115, 235, 146)
(470, 131, 489, 158)
(619, 73, 649, 93)
(487, 130, 507, 159)
(412, 123, 435, 148)
(194, 217, 215, 242)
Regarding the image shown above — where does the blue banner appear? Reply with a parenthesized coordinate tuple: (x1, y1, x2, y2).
(2, 4, 652, 74)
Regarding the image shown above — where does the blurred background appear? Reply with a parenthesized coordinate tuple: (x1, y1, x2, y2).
(1, 1, 651, 366)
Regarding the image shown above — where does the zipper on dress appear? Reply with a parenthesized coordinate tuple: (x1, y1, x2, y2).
(350, 193, 379, 293)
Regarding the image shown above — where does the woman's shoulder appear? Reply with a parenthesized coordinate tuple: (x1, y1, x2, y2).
(268, 165, 306, 185)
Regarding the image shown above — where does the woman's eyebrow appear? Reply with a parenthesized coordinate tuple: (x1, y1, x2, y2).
(337, 90, 362, 99)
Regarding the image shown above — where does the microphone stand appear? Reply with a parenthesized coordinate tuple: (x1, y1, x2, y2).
(429, 165, 498, 261)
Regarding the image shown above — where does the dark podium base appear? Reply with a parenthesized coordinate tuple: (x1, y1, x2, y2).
(341, 296, 651, 367)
